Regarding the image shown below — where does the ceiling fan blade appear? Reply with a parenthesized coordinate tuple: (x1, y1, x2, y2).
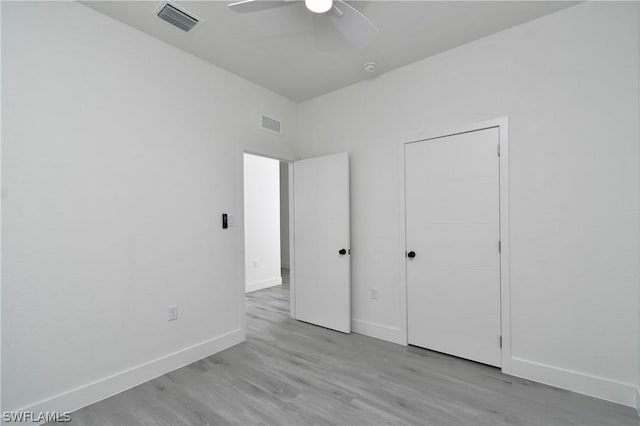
(328, 1, 379, 49)
(312, 14, 343, 52)
(228, 0, 294, 14)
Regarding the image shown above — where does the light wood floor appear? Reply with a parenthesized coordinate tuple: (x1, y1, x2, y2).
(65, 272, 638, 425)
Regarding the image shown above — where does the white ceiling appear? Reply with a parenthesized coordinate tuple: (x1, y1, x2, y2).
(83, 1, 577, 102)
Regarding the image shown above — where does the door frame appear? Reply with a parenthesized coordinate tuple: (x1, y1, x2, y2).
(237, 147, 297, 342)
(398, 117, 511, 373)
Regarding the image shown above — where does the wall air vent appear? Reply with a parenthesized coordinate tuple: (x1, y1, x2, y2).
(157, 3, 200, 32)
(260, 114, 282, 136)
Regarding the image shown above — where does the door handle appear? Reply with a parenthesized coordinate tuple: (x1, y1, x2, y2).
(407, 251, 416, 258)
(339, 248, 347, 255)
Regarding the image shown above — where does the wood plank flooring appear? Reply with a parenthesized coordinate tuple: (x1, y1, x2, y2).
(65, 272, 638, 425)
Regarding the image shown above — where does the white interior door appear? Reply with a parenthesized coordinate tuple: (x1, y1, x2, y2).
(405, 127, 501, 367)
(294, 152, 350, 333)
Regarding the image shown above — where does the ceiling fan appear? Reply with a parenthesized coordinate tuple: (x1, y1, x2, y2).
(227, 0, 379, 49)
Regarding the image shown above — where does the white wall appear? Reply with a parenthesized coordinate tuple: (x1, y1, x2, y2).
(299, 2, 639, 407)
(1, 1, 297, 414)
(244, 154, 282, 292)
(280, 162, 290, 269)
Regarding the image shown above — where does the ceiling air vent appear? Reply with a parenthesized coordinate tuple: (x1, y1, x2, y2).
(260, 114, 282, 136)
(157, 3, 200, 32)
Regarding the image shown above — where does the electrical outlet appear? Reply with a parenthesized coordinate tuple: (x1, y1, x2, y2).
(168, 305, 178, 321)
(370, 288, 379, 300)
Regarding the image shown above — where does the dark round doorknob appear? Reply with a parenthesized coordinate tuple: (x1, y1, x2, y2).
(339, 248, 347, 255)
(407, 251, 416, 258)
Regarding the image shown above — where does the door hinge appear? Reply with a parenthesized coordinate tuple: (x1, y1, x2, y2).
(498, 240, 501, 253)
(499, 336, 502, 348)
(497, 144, 501, 157)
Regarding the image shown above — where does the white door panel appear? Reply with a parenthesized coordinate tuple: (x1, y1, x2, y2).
(414, 134, 498, 178)
(421, 176, 499, 223)
(420, 224, 499, 271)
(294, 153, 350, 333)
(406, 127, 501, 367)
(411, 267, 500, 318)
(409, 310, 500, 367)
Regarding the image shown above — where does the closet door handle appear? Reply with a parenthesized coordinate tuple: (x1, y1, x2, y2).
(407, 251, 416, 259)
(339, 248, 347, 255)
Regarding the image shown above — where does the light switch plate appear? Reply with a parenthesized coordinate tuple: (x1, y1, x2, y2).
(168, 305, 178, 321)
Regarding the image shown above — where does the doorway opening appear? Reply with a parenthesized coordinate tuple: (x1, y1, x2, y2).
(242, 153, 291, 316)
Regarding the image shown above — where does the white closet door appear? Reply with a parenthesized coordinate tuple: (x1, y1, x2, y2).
(405, 128, 501, 366)
(294, 152, 350, 333)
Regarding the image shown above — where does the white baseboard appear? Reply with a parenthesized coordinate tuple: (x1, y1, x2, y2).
(246, 276, 282, 293)
(510, 357, 637, 408)
(352, 319, 404, 345)
(9, 328, 244, 424)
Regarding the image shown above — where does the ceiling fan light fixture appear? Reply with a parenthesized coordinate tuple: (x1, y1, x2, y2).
(305, 0, 332, 14)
